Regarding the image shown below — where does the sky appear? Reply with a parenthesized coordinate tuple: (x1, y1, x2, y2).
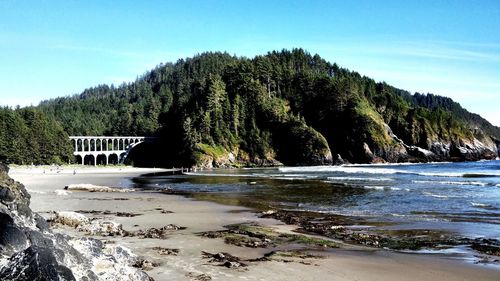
(0, 0, 499, 126)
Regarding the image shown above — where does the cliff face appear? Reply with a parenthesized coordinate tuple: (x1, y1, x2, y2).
(328, 106, 498, 164)
(369, 121, 498, 163)
(0, 164, 151, 281)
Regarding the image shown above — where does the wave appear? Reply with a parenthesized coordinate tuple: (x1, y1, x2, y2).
(412, 180, 488, 187)
(26, 189, 46, 194)
(279, 166, 500, 179)
(471, 202, 492, 208)
(55, 189, 71, 196)
(279, 166, 403, 174)
(422, 191, 449, 199)
(327, 176, 394, 182)
(363, 185, 402, 191)
(183, 172, 248, 177)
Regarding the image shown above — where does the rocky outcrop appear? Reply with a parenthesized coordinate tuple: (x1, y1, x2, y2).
(0, 164, 151, 281)
(364, 122, 499, 164)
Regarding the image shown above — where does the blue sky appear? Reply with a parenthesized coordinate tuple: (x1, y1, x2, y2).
(1, 0, 499, 125)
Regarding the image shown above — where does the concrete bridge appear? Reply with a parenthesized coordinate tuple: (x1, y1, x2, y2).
(69, 136, 154, 165)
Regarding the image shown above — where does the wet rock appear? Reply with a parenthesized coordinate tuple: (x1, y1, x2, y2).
(81, 220, 124, 236)
(262, 209, 482, 251)
(153, 208, 173, 214)
(185, 272, 212, 281)
(201, 251, 247, 268)
(151, 247, 179, 256)
(333, 154, 345, 165)
(135, 224, 186, 239)
(76, 210, 143, 217)
(132, 258, 160, 271)
(472, 241, 500, 256)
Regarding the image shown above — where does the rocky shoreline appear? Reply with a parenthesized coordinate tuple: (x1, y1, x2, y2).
(260, 210, 500, 259)
(0, 164, 153, 281)
(169, 188, 500, 265)
(5, 166, 500, 281)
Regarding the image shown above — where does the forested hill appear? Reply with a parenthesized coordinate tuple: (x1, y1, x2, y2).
(38, 49, 500, 167)
(0, 107, 72, 164)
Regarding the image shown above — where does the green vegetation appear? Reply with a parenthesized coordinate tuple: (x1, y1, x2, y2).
(0, 107, 72, 164)
(2, 49, 498, 166)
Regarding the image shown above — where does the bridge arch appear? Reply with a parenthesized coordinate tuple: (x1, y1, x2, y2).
(108, 153, 118, 165)
(83, 155, 95, 166)
(69, 136, 154, 165)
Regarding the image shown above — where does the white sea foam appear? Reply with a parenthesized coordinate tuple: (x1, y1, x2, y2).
(413, 180, 488, 186)
(65, 183, 133, 192)
(414, 172, 464, 177)
(327, 176, 394, 182)
(471, 202, 492, 208)
(26, 189, 46, 194)
(422, 191, 449, 199)
(184, 172, 247, 177)
(55, 189, 72, 196)
(363, 185, 401, 191)
(0, 254, 9, 268)
(279, 166, 403, 174)
(363, 186, 385, 190)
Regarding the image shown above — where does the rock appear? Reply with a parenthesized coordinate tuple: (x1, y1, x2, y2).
(333, 154, 345, 165)
(69, 238, 152, 281)
(262, 210, 276, 215)
(52, 211, 90, 228)
(51, 211, 124, 236)
(0, 245, 76, 281)
(80, 220, 124, 236)
(201, 251, 247, 268)
(64, 184, 133, 193)
(0, 163, 8, 174)
(0, 165, 152, 280)
(471, 241, 500, 256)
(135, 224, 186, 239)
(152, 247, 179, 256)
(0, 211, 29, 254)
(186, 272, 212, 281)
(132, 258, 160, 271)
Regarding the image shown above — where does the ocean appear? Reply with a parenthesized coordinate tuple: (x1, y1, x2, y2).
(137, 160, 500, 240)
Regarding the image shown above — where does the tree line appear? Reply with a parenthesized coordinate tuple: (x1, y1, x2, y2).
(2, 49, 497, 166)
(0, 107, 72, 164)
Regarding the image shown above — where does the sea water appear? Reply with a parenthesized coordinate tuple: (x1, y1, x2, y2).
(139, 160, 500, 239)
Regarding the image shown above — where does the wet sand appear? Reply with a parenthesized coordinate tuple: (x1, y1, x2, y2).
(10, 167, 500, 281)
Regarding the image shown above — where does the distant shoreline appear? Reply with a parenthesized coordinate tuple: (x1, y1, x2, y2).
(8, 165, 175, 175)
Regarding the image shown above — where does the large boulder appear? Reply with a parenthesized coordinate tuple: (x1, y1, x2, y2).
(0, 164, 151, 281)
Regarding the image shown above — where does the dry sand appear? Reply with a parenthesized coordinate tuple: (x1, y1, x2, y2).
(9, 167, 500, 281)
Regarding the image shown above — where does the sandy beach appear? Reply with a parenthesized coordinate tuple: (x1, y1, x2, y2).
(9, 166, 500, 281)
